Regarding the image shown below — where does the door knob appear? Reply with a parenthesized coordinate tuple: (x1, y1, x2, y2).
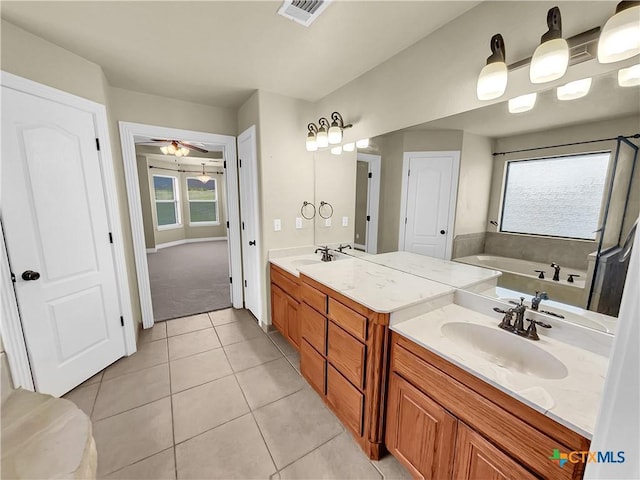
(440, 230, 446, 235)
(249, 240, 256, 246)
(21, 270, 40, 281)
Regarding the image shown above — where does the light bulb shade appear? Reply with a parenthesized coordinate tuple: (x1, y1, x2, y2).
(175, 149, 184, 157)
(316, 130, 329, 148)
(180, 147, 190, 156)
(530, 38, 569, 83)
(168, 143, 177, 154)
(556, 77, 592, 100)
(160, 146, 169, 154)
(343, 142, 355, 152)
(477, 62, 508, 100)
(618, 64, 640, 86)
(331, 146, 342, 155)
(328, 125, 342, 144)
(306, 134, 318, 151)
(356, 138, 369, 148)
(508, 93, 537, 113)
(598, 3, 640, 64)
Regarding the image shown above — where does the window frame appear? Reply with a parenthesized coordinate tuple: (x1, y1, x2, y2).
(498, 151, 611, 241)
(152, 174, 182, 230)
(186, 176, 220, 227)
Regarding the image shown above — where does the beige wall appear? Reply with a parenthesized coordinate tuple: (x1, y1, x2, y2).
(136, 155, 156, 249)
(455, 132, 494, 236)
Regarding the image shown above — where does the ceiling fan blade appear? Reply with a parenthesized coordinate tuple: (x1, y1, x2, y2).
(138, 141, 170, 146)
(150, 138, 173, 143)
(178, 142, 208, 153)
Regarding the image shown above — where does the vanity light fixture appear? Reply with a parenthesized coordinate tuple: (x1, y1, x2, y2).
(556, 77, 592, 100)
(508, 93, 537, 113)
(343, 142, 355, 152)
(306, 123, 318, 152)
(196, 163, 212, 184)
(316, 118, 330, 148)
(476, 34, 508, 100)
(530, 7, 569, 83)
(356, 138, 370, 148)
(618, 64, 640, 86)
(328, 112, 353, 144)
(331, 145, 342, 155)
(598, 1, 640, 64)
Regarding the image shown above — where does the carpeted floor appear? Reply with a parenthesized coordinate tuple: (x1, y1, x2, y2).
(147, 241, 232, 321)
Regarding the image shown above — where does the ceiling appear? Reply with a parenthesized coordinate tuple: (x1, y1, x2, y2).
(1, 1, 480, 108)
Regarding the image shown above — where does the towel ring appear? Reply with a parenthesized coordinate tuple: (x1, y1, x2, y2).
(319, 201, 334, 219)
(301, 201, 316, 220)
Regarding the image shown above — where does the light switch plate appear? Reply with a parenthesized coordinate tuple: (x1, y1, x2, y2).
(325, 218, 331, 227)
(342, 216, 348, 227)
(274, 219, 282, 231)
(295, 217, 303, 229)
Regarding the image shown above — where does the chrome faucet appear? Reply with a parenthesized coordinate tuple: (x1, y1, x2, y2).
(337, 243, 352, 253)
(315, 246, 333, 262)
(531, 291, 549, 311)
(550, 262, 561, 281)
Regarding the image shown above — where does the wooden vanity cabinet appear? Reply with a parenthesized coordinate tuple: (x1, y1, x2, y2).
(269, 264, 301, 350)
(386, 332, 590, 480)
(298, 274, 390, 460)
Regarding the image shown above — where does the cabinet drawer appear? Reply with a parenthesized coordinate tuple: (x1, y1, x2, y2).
(327, 321, 366, 390)
(301, 282, 327, 314)
(301, 303, 327, 355)
(300, 339, 325, 395)
(328, 298, 367, 341)
(326, 364, 364, 436)
(270, 266, 300, 302)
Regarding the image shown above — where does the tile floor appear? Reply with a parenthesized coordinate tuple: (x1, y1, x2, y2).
(63, 309, 411, 479)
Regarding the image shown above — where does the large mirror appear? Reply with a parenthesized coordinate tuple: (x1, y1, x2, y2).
(314, 69, 640, 333)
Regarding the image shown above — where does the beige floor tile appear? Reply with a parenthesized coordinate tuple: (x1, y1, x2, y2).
(208, 308, 251, 327)
(168, 329, 221, 360)
(63, 383, 99, 417)
(93, 397, 173, 476)
(170, 348, 233, 393)
(253, 388, 343, 469)
(175, 414, 276, 479)
(166, 314, 212, 337)
(371, 453, 412, 479)
(173, 375, 249, 443)
(139, 322, 167, 344)
(286, 352, 300, 374)
(80, 370, 104, 387)
(236, 358, 305, 410)
(215, 317, 264, 346)
(279, 431, 382, 479)
(93, 364, 170, 420)
(103, 448, 175, 480)
(223, 336, 282, 372)
(103, 339, 168, 381)
(269, 331, 297, 356)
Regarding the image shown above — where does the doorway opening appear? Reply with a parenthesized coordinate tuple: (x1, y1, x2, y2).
(119, 122, 243, 329)
(354, 153, 381, 254)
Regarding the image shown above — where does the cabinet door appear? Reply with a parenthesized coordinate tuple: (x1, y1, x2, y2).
(271, 284, 287, 335)
(453, 423, 538, 480)
(386, 373, 457, 479)
(285, 296, 300, 349)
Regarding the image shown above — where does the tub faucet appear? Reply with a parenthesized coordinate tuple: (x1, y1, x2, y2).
(550, 262, 561, 281)
(315, 246, 333, 262)
(531, 291, 549, 311)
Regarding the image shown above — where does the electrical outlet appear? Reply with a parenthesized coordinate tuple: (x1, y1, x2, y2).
(342, 216, 348, 227)
(295, 217, 303, 229)
(325, 218, 331, 227)
(274, 219, 281, 231)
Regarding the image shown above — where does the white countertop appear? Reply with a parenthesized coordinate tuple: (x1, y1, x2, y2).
(362, 251, 502, 289)
(295, 258, 454, 313)
(391, 296, 609, 438)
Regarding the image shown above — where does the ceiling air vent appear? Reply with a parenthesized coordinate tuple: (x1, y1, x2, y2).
(277, 0, 331, 27)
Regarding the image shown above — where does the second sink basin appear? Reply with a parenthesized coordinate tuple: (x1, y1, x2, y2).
(441, 322, 568, 380)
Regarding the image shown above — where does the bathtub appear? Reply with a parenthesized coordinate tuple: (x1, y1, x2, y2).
(454, 254, 588, 308)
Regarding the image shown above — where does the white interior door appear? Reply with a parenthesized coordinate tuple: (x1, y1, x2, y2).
(400, 151, 459, 259)
(237, 126, 262, 322)
(1, 86, 126, 396)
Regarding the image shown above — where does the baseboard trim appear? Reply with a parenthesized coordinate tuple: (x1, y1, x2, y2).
(146, 248, 158, 254)
(156, 237, 228, 250)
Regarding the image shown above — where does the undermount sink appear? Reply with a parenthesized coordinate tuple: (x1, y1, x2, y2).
(291, 258, 322, 267)
(441, 322, 568, 380)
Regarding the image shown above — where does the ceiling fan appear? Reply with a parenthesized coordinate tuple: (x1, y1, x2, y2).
(139, 139, 209, 157)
